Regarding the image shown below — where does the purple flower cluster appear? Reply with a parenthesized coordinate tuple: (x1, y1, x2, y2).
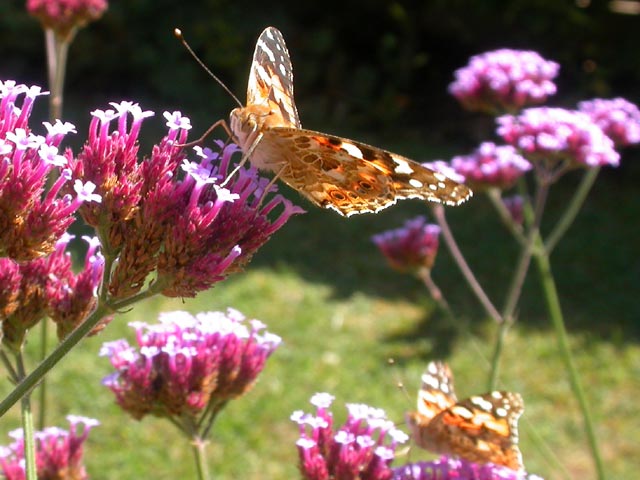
(497, 107, 620, 171)
(0, 415, 99, 480)
(68, 103, 303, 299)
(449, 49, 559, 114)
(0, 80, 100, 261)
(291, 393, 408, 480)
(27, 0, 108, 39)
(392, 457, 541, 480)
(450, 142, 531, 191)
(578, 97, 640, 147)
(100, 309, 281, 420)
(0, 234, 104, 351)
(371, 217, 441, 273)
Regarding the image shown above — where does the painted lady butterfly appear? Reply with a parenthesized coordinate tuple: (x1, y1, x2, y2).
(406, 361, 525, 471)
(229, 27, 472, 216)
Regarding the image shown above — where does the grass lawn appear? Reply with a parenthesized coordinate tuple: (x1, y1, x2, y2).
(0, 141, 638, 479)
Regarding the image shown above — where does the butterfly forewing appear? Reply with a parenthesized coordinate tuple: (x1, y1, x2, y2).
(230, 26, 472, 216)
(407, 361, 525, 472)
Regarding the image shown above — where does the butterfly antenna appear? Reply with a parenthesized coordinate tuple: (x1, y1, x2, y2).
(174, 28, 243, 108)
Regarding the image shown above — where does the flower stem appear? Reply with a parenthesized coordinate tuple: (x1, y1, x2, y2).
(191, 436, 211, 480)
(545, 167, 600, 254)
(37, 319, 48, 430)
(487, 182, 549, 390)
(45, 29, 73, 122)
(0, 302, 110, 417)
(16, 352, 37, 480)
(431, 205, 502, 323)
(533, 233, 605, 480)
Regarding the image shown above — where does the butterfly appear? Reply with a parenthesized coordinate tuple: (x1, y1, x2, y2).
(406, 361, 525, 471)
(228, 27, 472, 217)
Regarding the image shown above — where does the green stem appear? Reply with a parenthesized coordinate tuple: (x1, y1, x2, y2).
(485, 188, 526, 246)
(545, 167, 600, 254)
(487, 182, 549, 390)
(37, 319, 48, 430)
(191, 436, 211, 480)
(45, 29, 74, 122)
(0, 303, 109, 417)
(533, 233, 605, 480)
(431, 205, 502, 323)
(16, 353, 37, 480)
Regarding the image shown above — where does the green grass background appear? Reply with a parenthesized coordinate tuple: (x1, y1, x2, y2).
(0, 143, 638, 479)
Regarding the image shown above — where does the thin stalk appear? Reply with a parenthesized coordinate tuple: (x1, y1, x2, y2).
(191, 436, 211, 480)
(46, 29, 75, 122)
(431, 205, 502, 323)
(485, 188, 526, 246)
(37, 320, 48, 430)
(16, 353, 37, 480)
(533, 233, 605, 480)
(546, 167, 600, 254)
(487, 182, 549, 390)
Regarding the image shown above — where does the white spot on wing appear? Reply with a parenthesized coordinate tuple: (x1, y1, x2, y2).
(409, 178, 423, 188)
(340, 142, 364, 159)
(392, 157, 414, 174)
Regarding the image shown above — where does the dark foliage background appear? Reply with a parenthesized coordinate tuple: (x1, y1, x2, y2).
(2, 0, 640, 144)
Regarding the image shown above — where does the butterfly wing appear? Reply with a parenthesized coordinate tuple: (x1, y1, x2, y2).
(246, 26, 300, 129)
(256, 128, 472, 216)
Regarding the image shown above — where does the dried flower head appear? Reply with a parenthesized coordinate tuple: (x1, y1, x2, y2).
(449, 49, 559, 114)
(372, 217, 441, 274)
(450, 142, 531, 191)
(291, 393, 408, 480)
(578, 97, 640, 147)
(101, 309, 281, 421)
(0, 415, 99, 480)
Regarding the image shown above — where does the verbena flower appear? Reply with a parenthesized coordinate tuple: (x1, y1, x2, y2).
(450, 142, 531, 191)
(578, 97, 640, 147)
(0, 415, 99, 480)
(26, 0, 108, 40)
(392, 457, 542, 480)
(449, 49, 559, 114)
(69, 104, 304, 299)
(497, 107, 620, 176)
(0, 234, 104, 351)
(502, 195, 524, 225)
(372, 217, 441, 274)
(0, 80, 100, 261)
(291, 393, 408, 480)
(100, 309, 281, 421)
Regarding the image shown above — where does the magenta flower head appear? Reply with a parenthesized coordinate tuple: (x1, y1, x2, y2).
(0, 415, 99, 480)
(291, 393, 409, 480)
(449, 49, 559, 114)
(450, 142, 531, 191)
(0, 234, 105, 351)
(100, 309, 281, 421)
(27, 0, 108, 40)
(497, 107, 620, 178)
(372, 217, 441, 274)
(392, 457, 542, 480)
(0, 80, 99, 261)
(69, 105, 303, 300)
(578, 97, 640, 147)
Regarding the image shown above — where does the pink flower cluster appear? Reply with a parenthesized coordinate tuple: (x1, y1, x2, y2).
(450, 142, 531, 191)
(100, 309, 281, 420)
(449, 49, 559, 114)
(392, 457, 542, 480)
(0, 415, 99, 480)
(578, 97, 640, 147)
(291, 393, 408, 480)
(27, 0, 107, 39)
(67, 102, 303, 298)
(0, 234, 104, 351)
(0, 80, 100, 261)
(497, 107, 620, 170)
(371, 217, 441, 273)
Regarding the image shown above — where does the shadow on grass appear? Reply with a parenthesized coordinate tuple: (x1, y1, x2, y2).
(252, 159, 640, 344)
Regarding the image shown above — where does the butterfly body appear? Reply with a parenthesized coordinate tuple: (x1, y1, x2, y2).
(229, 27, 472, 217)
(407, 361, 524, 471)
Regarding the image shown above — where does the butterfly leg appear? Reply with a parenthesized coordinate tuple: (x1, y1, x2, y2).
(254, 163, 287, 208)
(176, 119, 236, 148)
(220, 131, 264, 187)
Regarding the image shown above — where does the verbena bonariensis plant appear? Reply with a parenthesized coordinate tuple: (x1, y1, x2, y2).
(373, 48, 640, 480)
